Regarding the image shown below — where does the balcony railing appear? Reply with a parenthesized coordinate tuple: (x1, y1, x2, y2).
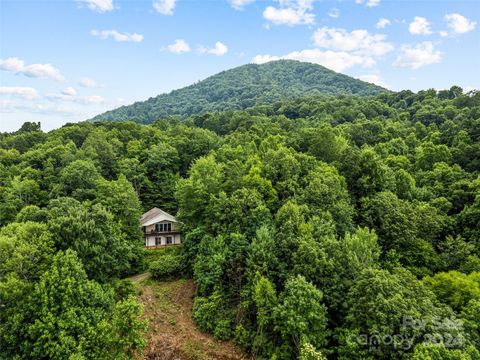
(147, 229, 178, 234)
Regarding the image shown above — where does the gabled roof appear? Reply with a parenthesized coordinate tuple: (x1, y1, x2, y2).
(140, 207, 178, 227)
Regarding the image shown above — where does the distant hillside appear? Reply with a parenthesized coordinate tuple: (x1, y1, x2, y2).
(92, 60, 387, 123)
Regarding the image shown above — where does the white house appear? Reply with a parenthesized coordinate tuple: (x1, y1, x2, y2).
(140, 207, 182, 248)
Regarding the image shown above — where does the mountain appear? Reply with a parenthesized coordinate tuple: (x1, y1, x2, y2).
(92, 60, 387, 123)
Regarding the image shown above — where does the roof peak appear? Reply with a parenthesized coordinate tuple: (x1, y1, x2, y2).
(140, 207, 177, 226)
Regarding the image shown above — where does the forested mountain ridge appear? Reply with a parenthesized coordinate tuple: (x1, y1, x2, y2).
(1, 87, 480, 359)
(92, 60, 387, 123)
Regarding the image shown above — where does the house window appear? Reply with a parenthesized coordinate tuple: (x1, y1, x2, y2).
(166, 223, 171, 232)
(166, 236, 173, 244)
(155, 237, 161, 246)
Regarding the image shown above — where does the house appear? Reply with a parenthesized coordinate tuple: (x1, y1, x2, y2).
(140, 207, 182, 248)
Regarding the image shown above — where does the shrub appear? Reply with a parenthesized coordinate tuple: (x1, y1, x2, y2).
(214, 319, 232, 340)
(149, 254, 182, 280)
(234, 324, 254, 350)
(193, 291, 223, 333)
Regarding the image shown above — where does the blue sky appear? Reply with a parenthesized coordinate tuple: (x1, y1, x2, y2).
(1, 0, 479, 132)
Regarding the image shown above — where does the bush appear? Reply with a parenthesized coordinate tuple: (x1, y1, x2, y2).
(110, 278, 137, 301)
(143, 247, 181, 269)
(193, 291, 224, 333)
(234, 324, 254, 350)
(149, 254, 182, 280)
(214, 319, 232, 340)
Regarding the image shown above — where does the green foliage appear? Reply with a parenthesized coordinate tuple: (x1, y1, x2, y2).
(109, 296, 148, 359)
(411, 343, 480, 360)
(47, 198, 134, 281)
(194, 235, 226, 296)
(14, 250, 146, 360)
(149, 254, 182, 280)
(1, 84, 480, 359)
(55, 159, 101, 201)
(299, 341, 327, 360)
(340, 268, 464, 359)
(274, 275, 328, 356)
(193, 290, 225, 333)
(93, 60, 386, 123)
(423, 271, 480, 311)
(214, 319, 232, 341)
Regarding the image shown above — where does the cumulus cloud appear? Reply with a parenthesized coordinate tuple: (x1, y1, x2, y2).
(75, 95, 106, 105)
(263, 0, 317, 26)
(90, 29, 144, 42)
(444, 13, 476, 34)
(228, 0, 255, 10)
(199, 42, 229, 56)
(252, 25, 395, 72)
(78, 77, 98, 88)
(393, 41, 442, 69)
(62, 87, 77, 96)
(357, 74, 388, 88)
(376, 18, 391, 29)
(0, 57, 64, 81)
(252, 25, 394, 73)
(313, 27, 394, 56)
(76, 0, 114, 12)
(153, 0, 176, 15)
(165, 39, 191, 54)
(46, 90, 106, 105)
(252, 49, 375, 72)
(0, 86, 39, 100)
(409, 16, 432, 35)
(355, 0, 380, 8)
(328, 8, 340, 18)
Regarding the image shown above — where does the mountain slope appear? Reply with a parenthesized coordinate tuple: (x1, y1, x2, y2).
(92, 60, 387, 123)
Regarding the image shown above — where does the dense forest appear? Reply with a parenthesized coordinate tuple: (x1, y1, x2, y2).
(1, 86, 480, 359)
(92, 60, 386, 124)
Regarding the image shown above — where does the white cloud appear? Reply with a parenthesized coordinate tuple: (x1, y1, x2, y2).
(263, 0, 317, 26)
(444, 13, 476, 34)
(62, 87, 77, 96)
(313, 27, 394, 56)
(355, 0, 380, 8)
(76, 0, 114, 12)
(408, 16, 432, 35)
(0, 57, 65, 81)
(253, 26, 394, 74)
(376, 18, 391, 29)
(252, 49, 375, 72)
(46, 90, 106, 105)
(0, 57, 24, 72)
(90, 29, 144, 42)
(78, 77, 98, 88)
(199, 42, 229, 56)
(153, 0, 176, 15)
(328, 8, 340, 18)
(75, 95, 106, 105)
(0, 86, 39, 100)
(229, 0, 255, 10)
(357, 74, 388, 88)
(165, 39, 191, 54)
(393, 41, 442, 69)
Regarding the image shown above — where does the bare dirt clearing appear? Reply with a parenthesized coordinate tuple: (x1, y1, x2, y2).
(135, 277, 248, 360)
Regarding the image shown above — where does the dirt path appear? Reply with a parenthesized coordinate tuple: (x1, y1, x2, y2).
(135, 278, 249, 360)
(128, 272, 152, 283)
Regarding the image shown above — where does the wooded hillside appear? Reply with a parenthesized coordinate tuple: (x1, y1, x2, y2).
(1, 86, 479, 359)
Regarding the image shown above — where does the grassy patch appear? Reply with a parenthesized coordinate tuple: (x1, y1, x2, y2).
(184, 339, 207, 360)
